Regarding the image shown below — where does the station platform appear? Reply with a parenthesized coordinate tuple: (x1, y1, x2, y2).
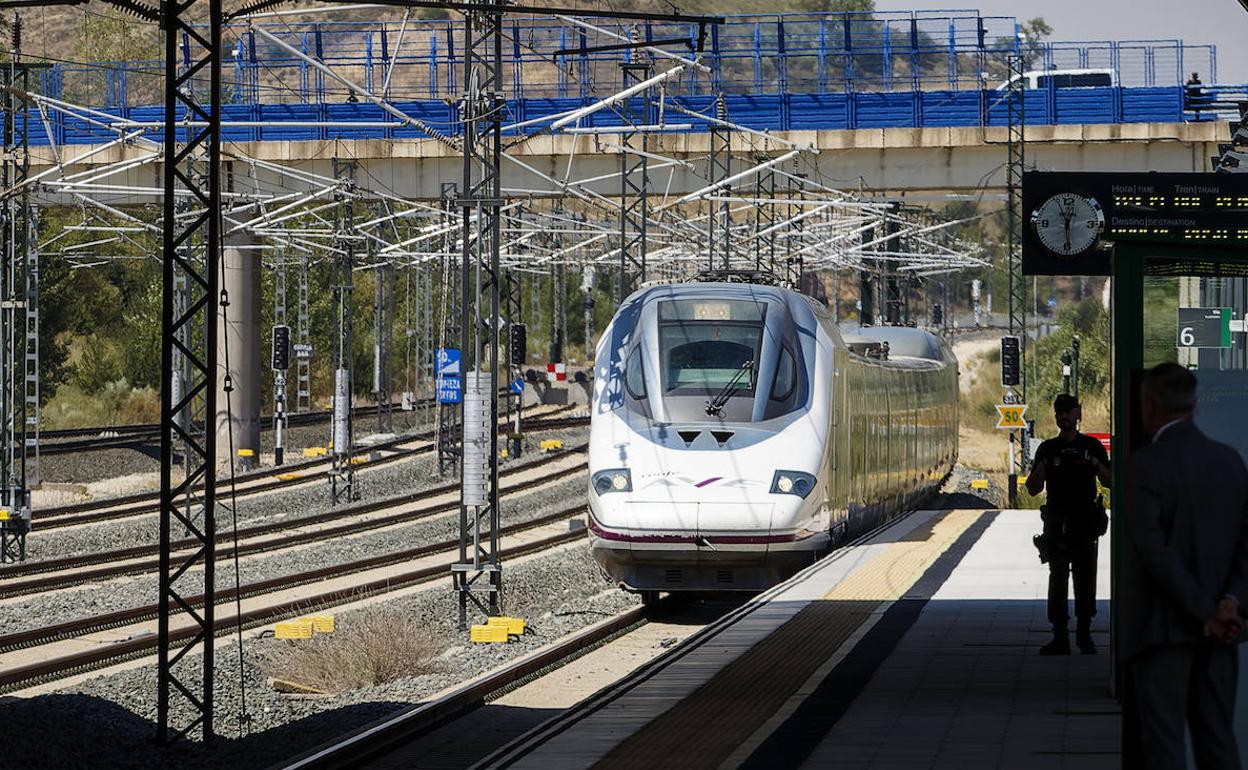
(483, 508, 1118, 769)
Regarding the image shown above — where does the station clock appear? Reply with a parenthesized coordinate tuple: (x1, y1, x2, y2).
(1030, 193, 1104, 257)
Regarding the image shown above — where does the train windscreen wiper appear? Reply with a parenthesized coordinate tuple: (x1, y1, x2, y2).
(704, 360, 753, 416)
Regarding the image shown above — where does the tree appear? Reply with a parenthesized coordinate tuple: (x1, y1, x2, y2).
(1017, 17, 1053, 70)
(69, 11, 160, 106)
(987, 16, 1053, 81)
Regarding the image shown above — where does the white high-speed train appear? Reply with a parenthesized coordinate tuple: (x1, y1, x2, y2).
(587, 282, 959, 600)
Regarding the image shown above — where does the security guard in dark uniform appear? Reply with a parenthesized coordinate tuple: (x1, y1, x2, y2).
(1025, 394, 1111, 655)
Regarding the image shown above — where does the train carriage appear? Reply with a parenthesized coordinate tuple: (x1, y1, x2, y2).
(587, 282, 958, 599)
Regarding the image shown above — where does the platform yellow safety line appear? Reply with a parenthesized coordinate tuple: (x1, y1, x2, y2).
(592, 509, 988, 770)
(821, 509, 985, 603)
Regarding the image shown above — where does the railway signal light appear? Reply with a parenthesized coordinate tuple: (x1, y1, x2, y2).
(509, 323, 527, 366)
(1000, 335, 1021, 387)
(272, 324, 291, 371)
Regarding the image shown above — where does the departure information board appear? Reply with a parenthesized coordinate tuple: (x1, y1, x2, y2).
(1022, 172, 1248, 275)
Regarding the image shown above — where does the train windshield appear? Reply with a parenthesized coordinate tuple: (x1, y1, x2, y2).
(657, 299, 766, 395)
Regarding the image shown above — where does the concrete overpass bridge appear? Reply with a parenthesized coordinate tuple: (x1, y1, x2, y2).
(27, 120, 1226, 201)
(19, 10, 1238, 202)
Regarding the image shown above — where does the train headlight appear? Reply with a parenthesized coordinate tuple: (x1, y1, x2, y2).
(592, 469, 633, 495)
(771, 470, 816, 498)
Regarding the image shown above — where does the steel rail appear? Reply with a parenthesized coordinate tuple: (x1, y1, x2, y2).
(0, 444, 588, 587)
(29, 409, 582, 529)
(0, 506, 591, 692)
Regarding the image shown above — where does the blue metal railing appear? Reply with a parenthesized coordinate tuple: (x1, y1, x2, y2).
(11, 11, 1231, 146)
(35, 12, 1217, 108)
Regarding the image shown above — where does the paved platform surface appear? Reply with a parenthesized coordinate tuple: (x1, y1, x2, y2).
(484, 509, 1118, 769)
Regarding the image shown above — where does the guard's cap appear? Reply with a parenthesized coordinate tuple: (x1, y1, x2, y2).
(1053, 393, 1080, 412)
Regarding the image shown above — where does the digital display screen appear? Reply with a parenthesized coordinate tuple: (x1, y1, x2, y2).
(658, 299, 766, 323)
(1107, 183, 1248, 243)
(1023, 172, 1248, 276)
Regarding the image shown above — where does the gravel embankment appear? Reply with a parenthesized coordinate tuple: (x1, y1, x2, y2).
(23, 428, 586, 563)
(2, 463, 1002, 770)
(2, 543, 636, 770)
(37, 405, 444, 487)
(0, 471, 588, 638)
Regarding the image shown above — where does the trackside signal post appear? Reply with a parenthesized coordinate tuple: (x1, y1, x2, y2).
(271, 324, 290, 465)
(1023, 169, 1248, 758)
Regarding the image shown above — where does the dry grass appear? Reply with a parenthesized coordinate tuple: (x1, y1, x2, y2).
(42, 382, 160, 429)
(259, 606, 442, 694)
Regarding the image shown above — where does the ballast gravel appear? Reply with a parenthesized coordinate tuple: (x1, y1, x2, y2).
(0, 470, 589, 638)
(21, 428, 585, 563)
(2, 544, 637, 770)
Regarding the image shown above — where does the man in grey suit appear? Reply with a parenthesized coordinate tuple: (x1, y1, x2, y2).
(1124, 362, 1248, 770)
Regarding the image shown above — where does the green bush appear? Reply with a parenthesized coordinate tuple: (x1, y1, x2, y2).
(1031, 298, 1110, 416)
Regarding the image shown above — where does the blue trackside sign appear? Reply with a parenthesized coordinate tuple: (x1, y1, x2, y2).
(436, 348, 462, 404)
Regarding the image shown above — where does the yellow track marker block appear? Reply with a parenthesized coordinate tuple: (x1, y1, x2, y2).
(275, 472, 304, 481)
(302, 447, 328, 458)
(970, 479, 990, 490)
(237, 448, 256, 458)
(500, 449, 509, 459)
(0, 508, 9, 521)
(298, 615, 336, 634)
(470, 624, 510, 643)
(488, 616, 526, 635)
(349, 456, 369, 465)
(539, 439, 563, 452)
(275, 620, 314, 640)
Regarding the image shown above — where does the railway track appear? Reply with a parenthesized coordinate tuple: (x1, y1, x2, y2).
(277, 502, 935, 770)
(0, 446, 588, 595)
(38, 389, 560, 456)
(0, 503, 591, 694)
(38, 400, 439, 456)
(30, 407, 584, 531)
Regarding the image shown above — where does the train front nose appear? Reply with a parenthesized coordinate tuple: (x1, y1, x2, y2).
(588, 469, 815, 592)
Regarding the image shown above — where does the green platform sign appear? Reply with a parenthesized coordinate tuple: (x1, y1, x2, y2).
(1177, 307, 1232, 348)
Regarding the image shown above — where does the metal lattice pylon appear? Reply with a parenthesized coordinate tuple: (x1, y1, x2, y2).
(1005, 50, 1029, 482)
(618, 58, 650, 301)
(157, 0, 221, 742)
(294, 251, 311, 413)
(708, 93, 731, 271)
(453, 4, 505, 627)
(1, 25, 34, 564)
(437, 181, 461, 477)
(754, 153, 776, 274)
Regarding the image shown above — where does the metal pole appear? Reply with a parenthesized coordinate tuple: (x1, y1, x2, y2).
(373, 260, 393, 434)
(274, 252, 287, 465)
(330, 158, 356, 505)
(1071, 336, 1081, 400)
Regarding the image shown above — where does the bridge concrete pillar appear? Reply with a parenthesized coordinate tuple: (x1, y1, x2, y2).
(216, 230, 262, 471)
